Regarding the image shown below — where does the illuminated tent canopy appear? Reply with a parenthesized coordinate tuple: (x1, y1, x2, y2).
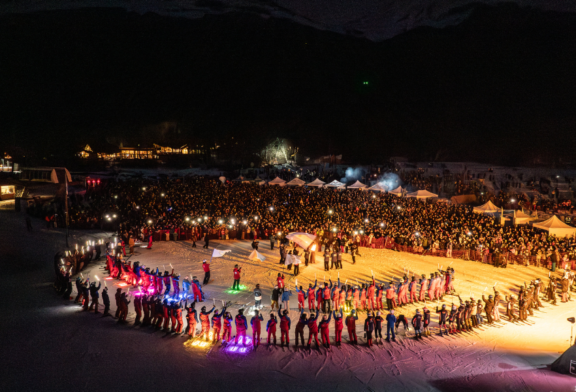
(368, 183, 386, 192)
(326, 180, 346, 188)
(513, 210, 538, 225)
(473, 200, 500, 214)
(253, 176, 265, 185)
(286, 178, 306, 186)
(389, 186, 404, 197)
(233, 175, 250, 183)
(533, 215, 576, 237)
(306, 178, 325, 187)
(348, 180, 367, 190)
(267, 177, 286, 186)
(406, 190, 438, 199)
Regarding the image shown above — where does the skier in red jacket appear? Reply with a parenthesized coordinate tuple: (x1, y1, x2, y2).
(222, 311, 233, 343)
(202, 260, 211, 285)
(295, 285, 307, 311)
(232, 265, 242, 290)
(250, 310, 264, 348)
(276, 273, 285, 290)
(278, 309, 291, 346)
(307, 280, 317, 310)
(266, 313, 278, 345)
(333, 308, 344, 345)
(346, 309, 358, 344)
(211, 305, 227, 342)
(234, 309, 248, 345)
(319, 311, 332, 348)
(306, 312, 320, 349)
(199, 304, 215, 340)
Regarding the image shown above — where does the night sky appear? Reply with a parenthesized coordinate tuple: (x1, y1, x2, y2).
(1, 3, 576, 165)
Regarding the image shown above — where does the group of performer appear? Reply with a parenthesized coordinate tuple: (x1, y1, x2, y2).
(54, 239, 574, 349)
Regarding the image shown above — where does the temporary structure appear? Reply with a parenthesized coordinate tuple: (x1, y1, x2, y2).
(286, 178, 306, 187)
(513, 210, 537, 225)
(348, 180, 367, 190)
(325, 180, 346, 189)
(267, 177, 286, 186)
(253, 176, 265, 185)
(533, 215, 576, 237)
(232, 175, 249, 183)
(286, 232, 317, 249)
(406, 190, 438, 199)
(306, 178, 325, 187)
(367, 183, 386, 192)
(389, 186, 404, 197)
(248, 250, 266, 262)
(473, 200, 500, 214)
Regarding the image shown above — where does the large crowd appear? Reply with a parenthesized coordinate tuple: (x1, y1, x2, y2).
(59, 177, 576, 270)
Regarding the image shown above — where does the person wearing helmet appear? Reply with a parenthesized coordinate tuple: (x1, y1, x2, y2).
(182, 276, 191, 295)
(306, 311, 320, 349)
(211, 305, 227, 342)
(266, 312, 278, 345)
(295, 309, 307, 348)
(408, 276, 418, 304)
(476, 300, 484, 326)
(88, 281, 101, 313)
(233, 265, 242, 290)
(364, 312, 375, 347)
(184, 300, 199, 337)
(386, 310, 397, 342)
(493, 288, 502, 322)
(482, 293, 495, 324)
(281, 285, 292, 311)
(360, 283, 368, 311)
(307, 280, 317, 311)
(163, 269, 174, 295)
(102, 286, 111, 317)
(202, 260, 211, 285)
(250, 310, 264, 348)
(234, 309, 248, 345)
(295, 285, 307, 311)
(191, 276, 204, 302)
(278, 309, 291, 347)
(436, 304, 448, 336)
(254, 284, 263, 309)
(419, 274, 428, 302)
(505, 294, 517, 322)
(422, 307, 431, 336)
(199, 304, 215, 340)
(319, 311, 332, 348)
(222, 311, 233, 343)
(352, 285, 360, 310)
(333, 307, 344, 346)
(374, 311, 383, 344)
(345, 309, 359, 344)
(171, 273, 181, 298)
(386, 282, 396, 311)
(173, 300, 184, 334)
(411, 309, 423, 339)
(448, 304, 458, 333)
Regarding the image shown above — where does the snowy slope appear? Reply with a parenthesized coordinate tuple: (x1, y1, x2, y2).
(2, 206, 573, 391)
(1, 0, 575, 41)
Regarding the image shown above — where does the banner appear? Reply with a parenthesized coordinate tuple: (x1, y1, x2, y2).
(212, 249, 231, 258)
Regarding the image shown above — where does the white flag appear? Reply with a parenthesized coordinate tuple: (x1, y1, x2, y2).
(285, 254, 293, 266)
(212, 249, 231, 258)
(248, 250, 265, 262)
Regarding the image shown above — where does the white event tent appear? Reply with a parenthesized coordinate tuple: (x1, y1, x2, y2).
(406, 190, 438, 199)
(286, 178, 306, 186)
(533, 216, 576, 237)
(348, 180, 367, 190)
(306, 178, 325, 187)
(326, 180, 346, 189)
(267, 177, 286, 186)
(472, 200, 500, 214)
